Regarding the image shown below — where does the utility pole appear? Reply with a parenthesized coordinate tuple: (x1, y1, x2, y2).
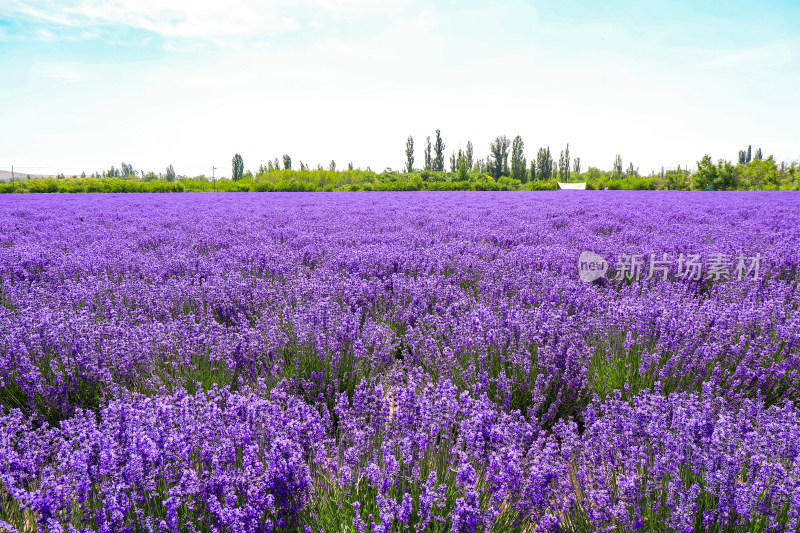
(212, 166, 216, 193)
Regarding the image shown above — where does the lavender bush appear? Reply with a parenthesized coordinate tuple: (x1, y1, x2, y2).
(1, 191, 798, 532)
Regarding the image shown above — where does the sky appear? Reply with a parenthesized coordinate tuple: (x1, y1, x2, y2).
(1, 0, 799, 178)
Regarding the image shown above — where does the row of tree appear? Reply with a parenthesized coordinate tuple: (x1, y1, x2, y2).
(6, 155, 797, 193)
(232, 153, 358, 181)
(738, 145, 763, 165)
(403, 132, 589, 184)
(102, 135, 623, 187)
(399, 133, 788, 190)
(90, 163, 178, 182)
(692, 149, 787, 190)
(90, 133, 736, 189)
(227, 133, 588, 185)
(12, 136, 792, 192)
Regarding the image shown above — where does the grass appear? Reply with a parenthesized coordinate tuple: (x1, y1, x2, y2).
(587, 330, 664, 401)
(303, 428, 528, 532)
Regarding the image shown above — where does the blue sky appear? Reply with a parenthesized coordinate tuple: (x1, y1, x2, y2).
(1, 0, 798, 177)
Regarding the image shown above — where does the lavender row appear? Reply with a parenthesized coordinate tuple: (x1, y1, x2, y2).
(2, 381, 799, 531)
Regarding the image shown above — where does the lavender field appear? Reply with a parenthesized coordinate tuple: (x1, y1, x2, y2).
(1, 191, 799, 533)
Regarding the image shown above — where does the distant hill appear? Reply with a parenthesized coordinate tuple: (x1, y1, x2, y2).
(0, 169, 57, 182)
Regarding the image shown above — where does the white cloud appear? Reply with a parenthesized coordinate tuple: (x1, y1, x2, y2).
(2, 0, 411, 40)
(35, 27, 55, 40)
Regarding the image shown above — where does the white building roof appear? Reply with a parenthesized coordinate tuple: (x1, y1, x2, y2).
(557, 182, 586, 190)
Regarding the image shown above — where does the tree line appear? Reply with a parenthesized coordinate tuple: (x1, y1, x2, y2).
(224, 133, 583, 185)
(2, 136, 797, 193)
(401, 133, 579, 184)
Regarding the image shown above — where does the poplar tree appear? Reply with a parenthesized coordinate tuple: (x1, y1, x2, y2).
(536, 147, 553, 181)
(511, 135, 526, 183)
(488, 135, 510, 179)
(457, 149, 468, 180)
(559, 144, 571, 181)
(613, 154, 623, 179)
(405, 136, 414, 173)
(465, 141, 474, 171)
(433, 129, 445, 171)
(424, 137, 432, 171)
(232, 154, 244, 181)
